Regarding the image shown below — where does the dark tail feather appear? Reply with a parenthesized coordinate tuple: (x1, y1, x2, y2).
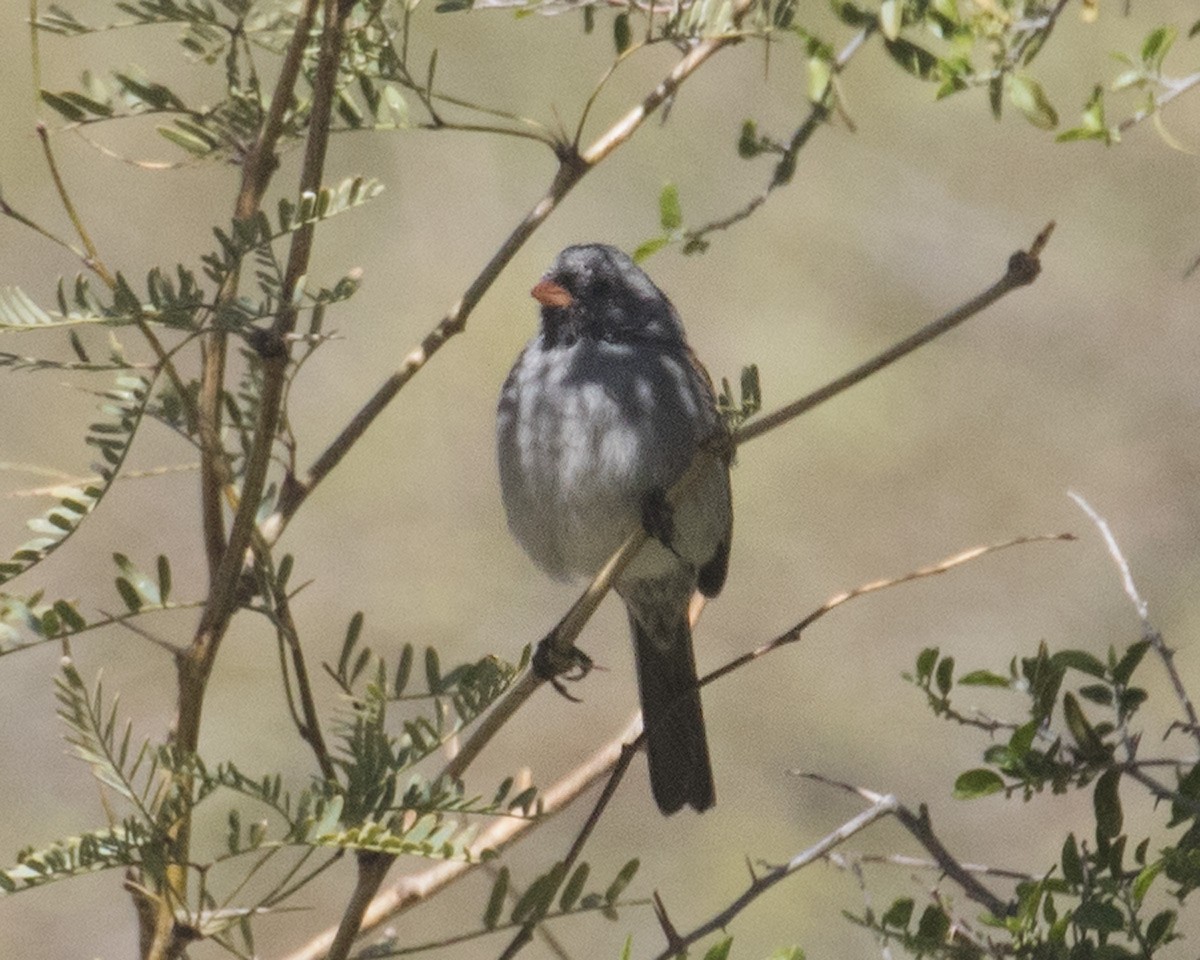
(629, 611, 715, 814)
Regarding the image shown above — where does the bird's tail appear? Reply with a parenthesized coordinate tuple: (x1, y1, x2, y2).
(628, 608, 715, 814)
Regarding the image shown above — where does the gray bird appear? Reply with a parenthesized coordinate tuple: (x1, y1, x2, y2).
(496, 244, 732, 814)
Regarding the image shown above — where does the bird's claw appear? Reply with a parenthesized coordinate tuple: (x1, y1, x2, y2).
(533, 636, 594, 702)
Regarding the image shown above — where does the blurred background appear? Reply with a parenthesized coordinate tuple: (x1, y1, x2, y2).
(2, 1, 1199, 957)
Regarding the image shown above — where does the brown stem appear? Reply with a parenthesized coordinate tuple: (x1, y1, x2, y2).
(494, 733, 642, 960)
(268, 565, 337, 782)
(645, 795, 901, 960)
(326, 852, 394, 960)
(149, 2, 326, 956)
(735, 222, 1055, 447)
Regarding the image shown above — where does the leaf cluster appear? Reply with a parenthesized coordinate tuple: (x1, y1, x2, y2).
(893, 632, 1195, 958)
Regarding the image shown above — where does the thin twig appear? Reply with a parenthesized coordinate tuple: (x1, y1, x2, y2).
(795, 774, 1010, 918)
(1068, 491, 1200, 752)
(1117, 71, 1200, 134)
(830, 851, 1034, 884)
(700, 533, 1072, 690)
(495, 718, 643, 960)
(645, 796, 900, 960)
(684, 24, 875, 246)
(736, 222, 1055, 447)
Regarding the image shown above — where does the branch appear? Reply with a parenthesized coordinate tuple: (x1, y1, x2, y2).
(649, 782, 1013, 960)
(645, 795, 900, 960)
(493, 720, 643, 960)
(1116, 70, 1200, 134)
(683, 24, 876, 247)
(1068, 491, 1200, 752)
(735, 222, 1055, 447)
(700, 533, 1074, 690)
(149, 2, 325, 957)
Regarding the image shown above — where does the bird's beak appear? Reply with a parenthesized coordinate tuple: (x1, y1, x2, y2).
(531, 278, 573, 308)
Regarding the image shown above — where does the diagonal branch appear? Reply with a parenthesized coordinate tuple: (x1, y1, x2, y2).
(1068, 491, 1200, 752)
(645, 795, 900, 960)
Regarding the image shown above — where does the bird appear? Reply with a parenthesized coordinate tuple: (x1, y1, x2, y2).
(496, 243, 732, 814)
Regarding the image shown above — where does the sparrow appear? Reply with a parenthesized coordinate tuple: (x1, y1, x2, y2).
(496, 244, 732, 814)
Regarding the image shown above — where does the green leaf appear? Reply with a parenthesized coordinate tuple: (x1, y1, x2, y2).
(915, 647, 939, 682)
(737, 119, 762, 158)
(425, 646, 441, 694)
(1063, 693, 1107, 760)
(157, 123, 218, 156)
(915, 904, 950, 944)
(1141, 26, 1177, 71)
(560, 862, 589, 912)
(40, 89, 89, 122)
(605, 858, 639, 905)
(935, 655, 954, 696)
(1008, 74, 1058, 130)
(882, 897, 914, 928)
(632, 237, 670, 264)
(883, 38, 939, 81)
(115, 577, 143, 613)
(659, 183, 682, 232)
(1078, 683, 1113, 706)
(954, 768, 1004, 799)
(155, 555, 171, 604)
(1132, 859, 1164, 903)
(1146, 909, 1176, 947)
(831, 0, 874, 26)
(807, 56, 833, 102)
(1111, 640, 1149, 686)
(1061, 833, 1083, 884)
(703, 937, 733, 960)
(483, 866, 508, 929)
(1073, 899, 1124, 933)
(1094, 768, 1123, 840)
(1051, 649, 1106, 678)
(613, 13, 631, 54)
(958, 669, 1009, 687)
(1110, 68, 1146, 93)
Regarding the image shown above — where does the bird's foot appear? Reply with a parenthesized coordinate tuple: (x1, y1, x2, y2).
(533, 636, 595, 702)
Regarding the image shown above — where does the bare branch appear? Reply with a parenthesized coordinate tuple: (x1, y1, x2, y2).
(735, 223, 1055, 447)
(645, 796, 900, 960)
(1068, 491, 1200, 752)
(701, 532, 1073, 690)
